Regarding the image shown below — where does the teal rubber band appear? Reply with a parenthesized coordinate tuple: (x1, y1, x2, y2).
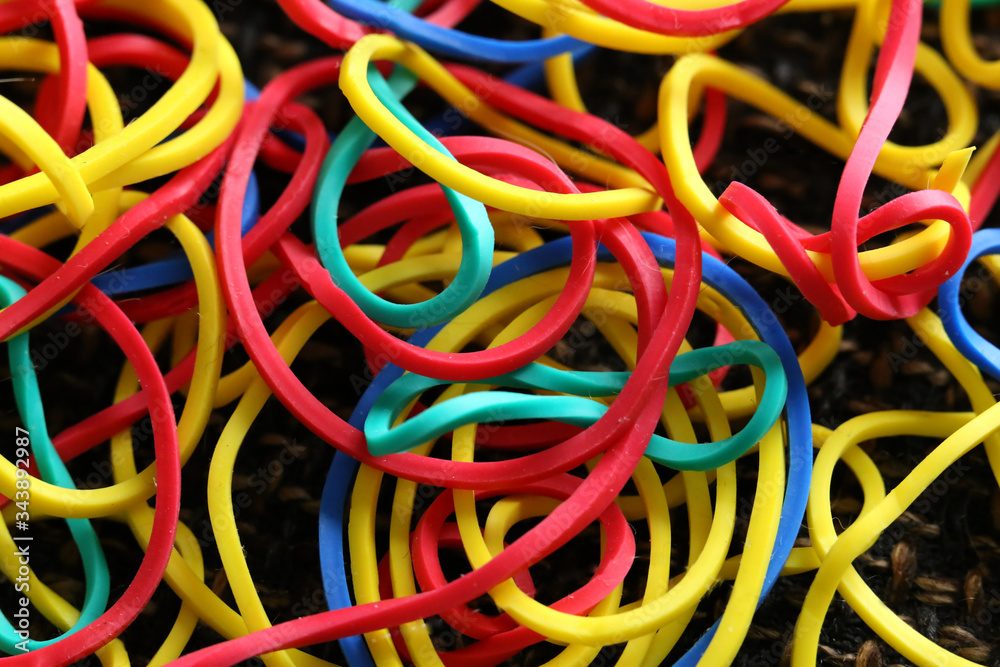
(312, 64, 495, 329)
(0, 277, 110, 653)
(365, 339, 788, 471)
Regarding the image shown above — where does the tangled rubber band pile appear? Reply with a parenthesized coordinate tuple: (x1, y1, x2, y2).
(0, 0, 998, 664)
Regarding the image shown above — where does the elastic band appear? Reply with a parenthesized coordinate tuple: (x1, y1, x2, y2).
(283, 0, 586, 62)
(313, 65, 494, 328)
(574, 0, 789, 36)
(938, 228, 1000, 381)
(0, 277, 109, 653)
(365, 340, 786, 471)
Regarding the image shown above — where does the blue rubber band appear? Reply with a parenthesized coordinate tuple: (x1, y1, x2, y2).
(325, 0, 585, 63)
(0, 207, 51, 236)
(938, 228, 1000, 381)
(89, 170, 260, 296)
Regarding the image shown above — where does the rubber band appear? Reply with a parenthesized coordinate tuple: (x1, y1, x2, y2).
(780, 302, 1000, 666)
(485, 0, 908, 53)
(364, 469, 633, 665)
(0, 95, 93, 228)
(89, 171, 260, 296)
(117, 304, 338, 667)
(332, 274, 668, 661)
(572, 0, 789, 37)
(0, 0, 87, 160)
(0, 245, 180, 666)
(365, 340, 786, 471)
(659, 45, 976, 311)
(484, 0, 737, 53)
(313, 65, 494, 328)
(837, 0, 978, 164)
(827, 0, 971, 319)
(424, 236, 804, 652)
(940, 0, 1000, 88)
(340, 36, 662, 219)
(797, 409, 999, 667)
(938, 228, 1000, 380)
(541, 38, 728, 159)
(282, 0, 587, 62)
(0, 276, 109, 653)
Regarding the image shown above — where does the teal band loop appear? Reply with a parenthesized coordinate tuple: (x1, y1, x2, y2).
(365, 339, 788, 471)
(313, 65, 495, 329)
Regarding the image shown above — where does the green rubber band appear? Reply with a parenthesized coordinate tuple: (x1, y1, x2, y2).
(365, 340, 787, 471)
(0, 277, 110, 653)
(312, 63, 495, 329)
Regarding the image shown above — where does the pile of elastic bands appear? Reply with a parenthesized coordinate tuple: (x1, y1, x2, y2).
(0, 0, 999, 664)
